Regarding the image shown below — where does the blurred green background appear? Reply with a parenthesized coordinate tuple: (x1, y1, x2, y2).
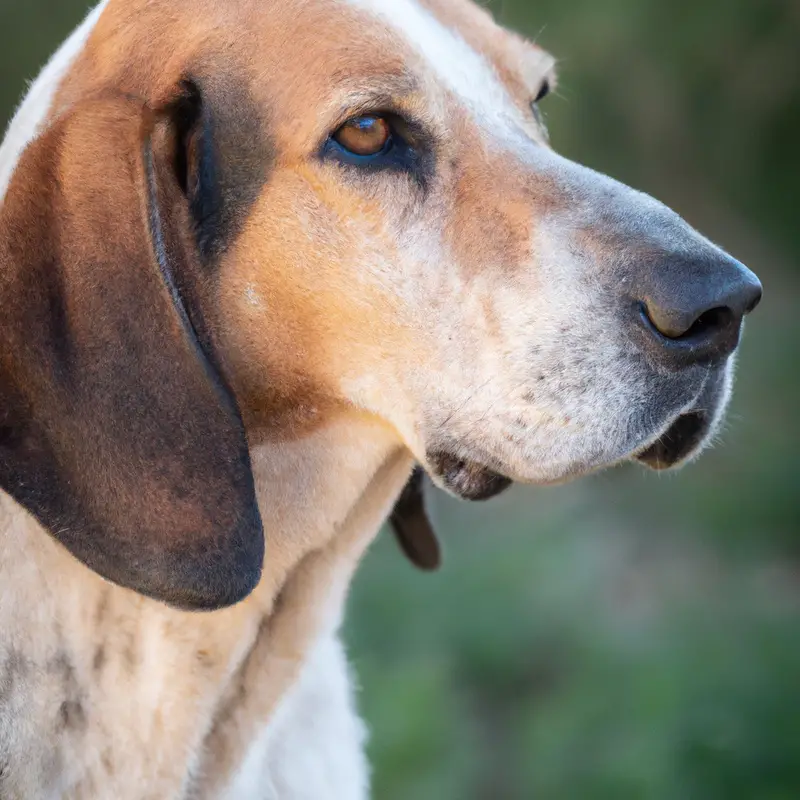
(2, 1, 798, 798)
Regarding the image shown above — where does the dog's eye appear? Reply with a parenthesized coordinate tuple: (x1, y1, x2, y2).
(531, 81, 550, 140)
(333, 116, 392, 157)
(534, 80, 551, 104)
(323, 113, 430, 186)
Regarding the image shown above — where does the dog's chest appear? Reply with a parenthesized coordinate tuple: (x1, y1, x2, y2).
(0, 585, 360, 800)
(0, 493, 371, 800)
(0, 585, 267, 799)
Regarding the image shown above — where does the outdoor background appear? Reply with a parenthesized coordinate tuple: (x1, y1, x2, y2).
(2, 1, 798, 798)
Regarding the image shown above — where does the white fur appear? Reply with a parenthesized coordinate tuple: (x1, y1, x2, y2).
(343, 0, 527, 142)
(224, 636, 369, 800)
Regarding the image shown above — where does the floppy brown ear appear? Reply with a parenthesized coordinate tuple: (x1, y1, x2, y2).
(0, 95, 263, 610)
(390, 468, 441, 571)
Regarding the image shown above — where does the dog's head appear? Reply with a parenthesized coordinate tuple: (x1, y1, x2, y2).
(0, 0, 760, 605)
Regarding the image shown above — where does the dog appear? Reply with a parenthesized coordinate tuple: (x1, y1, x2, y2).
(0, 0, 761, 796)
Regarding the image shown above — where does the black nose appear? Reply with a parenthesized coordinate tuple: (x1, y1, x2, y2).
(637, 252, 762, 368)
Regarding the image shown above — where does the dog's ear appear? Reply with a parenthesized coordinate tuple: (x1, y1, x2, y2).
(390, 468, 441, 571)
(0, 93, 264, 610)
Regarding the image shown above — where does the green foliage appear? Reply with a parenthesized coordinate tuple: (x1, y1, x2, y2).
(2, 1, 798, 797)
(351, 489, 800, 799)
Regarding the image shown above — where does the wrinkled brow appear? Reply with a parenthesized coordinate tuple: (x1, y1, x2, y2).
(320, 71, 435, 126)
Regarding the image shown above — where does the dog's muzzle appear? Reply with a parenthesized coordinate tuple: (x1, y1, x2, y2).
(423, 149, 762, 497)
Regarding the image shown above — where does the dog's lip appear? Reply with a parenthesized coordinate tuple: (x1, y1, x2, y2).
(426, 370, 722, 489)
(633, 409, 711, 470)
(427, 409, 713, 490)
(425, 450, 513, 501)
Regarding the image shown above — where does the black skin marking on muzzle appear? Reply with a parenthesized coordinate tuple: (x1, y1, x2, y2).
(427, 452, 512, 501)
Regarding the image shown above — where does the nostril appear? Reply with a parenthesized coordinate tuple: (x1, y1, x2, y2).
(638, 295, 745, 368)
(641, 301, 696, 340)
(639, 301, 735, 343)
(744, 286, 763, 314)
(682, 306, 734, 342)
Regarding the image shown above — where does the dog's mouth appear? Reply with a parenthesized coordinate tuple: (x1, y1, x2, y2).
(633, 409, 711, 470)
(427, 409, 712, 500)
(633, 364, 729, 471)
(426, 450, 513, 501)
(425, 364, 729, 498)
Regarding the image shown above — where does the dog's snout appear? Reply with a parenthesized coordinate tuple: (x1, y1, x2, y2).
(539, 152, 763, 370)
(636, 253, 762, 368)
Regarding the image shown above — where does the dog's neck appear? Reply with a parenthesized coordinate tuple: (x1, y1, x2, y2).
(247, 414, 412, 615)
(0, 415, 411, 796)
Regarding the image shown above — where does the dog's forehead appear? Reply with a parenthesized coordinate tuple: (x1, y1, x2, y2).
(58, 0, 553, 152)
(334, 0, 554, 134)
(343, 0, 505, 104)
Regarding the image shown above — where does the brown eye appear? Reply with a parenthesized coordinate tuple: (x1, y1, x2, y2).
(333, 116, 392, 156)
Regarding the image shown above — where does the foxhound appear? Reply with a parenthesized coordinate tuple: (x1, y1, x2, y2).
(0, 0, 761, 797)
